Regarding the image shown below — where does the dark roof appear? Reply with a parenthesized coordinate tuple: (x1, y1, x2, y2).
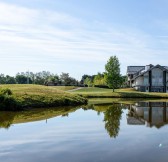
(132, 64, 168, 80)
(127, 66, 145, 74)
(164, 66, 168, 70)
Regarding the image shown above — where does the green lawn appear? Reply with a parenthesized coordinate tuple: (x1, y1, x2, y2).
(0, 85, 77, 95)
(0, 84, 87, 110)
(2, 84, 168, 111)
(71, 87, 168, 98)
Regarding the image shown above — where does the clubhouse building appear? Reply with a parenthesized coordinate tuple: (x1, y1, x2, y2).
(127, 64, 168, 93)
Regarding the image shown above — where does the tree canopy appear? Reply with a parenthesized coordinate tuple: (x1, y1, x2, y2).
(105, 56, 121, 91)
(0, 71, 78, 86)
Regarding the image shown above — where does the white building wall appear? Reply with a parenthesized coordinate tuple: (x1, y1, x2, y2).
(135, 76, 144, 86)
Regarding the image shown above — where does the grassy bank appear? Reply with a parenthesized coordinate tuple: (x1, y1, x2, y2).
(0, 85, 87, 111)
(71, 87, 168, 98)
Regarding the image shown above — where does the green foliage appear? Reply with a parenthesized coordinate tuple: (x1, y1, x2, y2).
(0, 89, 19, 111)
(0, 85, 87, 111)
(93, 72, 107, 87)
(120, 75, 127, 87)
(60, 73, 78, 85)
(0, 71, 79, 86)
(80, 74, 95, 85)
(84, 77, 93, 87)
(34, 71, 52, 85)
(105, 56, 121, 91)
(48, 75, 59, 82)
(0, 74, 6, 84)
(5, 75, 16, 84)
(0, 74, 16, 84)
(0, 88, 13, 95)
(15, 74, 28, 84)
(104, 104, 123, 138)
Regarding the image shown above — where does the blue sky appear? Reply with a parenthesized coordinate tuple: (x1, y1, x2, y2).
(1, 0, 168, 80)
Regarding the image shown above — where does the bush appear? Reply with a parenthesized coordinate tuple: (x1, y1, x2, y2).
(0, 88, 13, 95)
(0, 94, 19, 111)
(0, 88, 21, 111)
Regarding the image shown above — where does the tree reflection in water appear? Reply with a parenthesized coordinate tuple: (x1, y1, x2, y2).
(0, 106, 79, 129)
(103, 103, 123, 138)
(0, 112, 15, 129)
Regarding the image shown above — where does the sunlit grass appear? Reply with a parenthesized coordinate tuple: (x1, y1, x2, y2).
(0, 85, 87, 110)
(71, 87, 168, 98)
(0, 84, 77, 95)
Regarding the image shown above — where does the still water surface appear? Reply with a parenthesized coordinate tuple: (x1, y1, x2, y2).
(0, 100, 168, 162)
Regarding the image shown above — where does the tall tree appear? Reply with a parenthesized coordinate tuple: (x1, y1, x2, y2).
(0, 74, 6, 84)
(5, 75, 16, 84)
(84, 77, 92, 87)
(34, 71, 51, 85)
(105, 56, 121, 92)
(60, 73, 78, 85)
(80, 74, 95, 85)
(15, 74, 28, 84)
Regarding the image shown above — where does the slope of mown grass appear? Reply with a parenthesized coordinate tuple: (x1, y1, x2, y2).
(0, 85, 77, 95)
(71, 87, 168, 98)
(0, 85, 87, 110)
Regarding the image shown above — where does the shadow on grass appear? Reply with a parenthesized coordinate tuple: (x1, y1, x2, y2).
(84, 91, 168, 98)
(117, 92, 168, 98)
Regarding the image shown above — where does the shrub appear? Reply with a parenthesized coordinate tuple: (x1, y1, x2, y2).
(0, 88, 13, 95)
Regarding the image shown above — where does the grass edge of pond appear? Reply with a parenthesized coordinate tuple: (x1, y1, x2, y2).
(0, 87, 87, 111)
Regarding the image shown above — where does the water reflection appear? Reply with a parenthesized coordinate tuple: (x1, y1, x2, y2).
(0, 112, 14, 129)
(0, 106, 79, 129)
(1, 101, 168, 162)
(103, 104, 123, 138)
(90, 101, 168, 138)
(1, 101, 168, 135)
(127, 102, 168, 128)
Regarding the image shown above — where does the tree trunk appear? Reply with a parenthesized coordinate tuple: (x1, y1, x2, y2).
(112, 87, 114, 92)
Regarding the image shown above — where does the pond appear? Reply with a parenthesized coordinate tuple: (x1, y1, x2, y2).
(1, 99, 168, 162)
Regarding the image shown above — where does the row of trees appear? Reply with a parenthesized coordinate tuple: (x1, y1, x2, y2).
(0, 56, 126, 89)
(82, 56, 126, 91)
(81, 73, 107, 87)
(0, 71, 79, 85)
(82, 73, 126, 89)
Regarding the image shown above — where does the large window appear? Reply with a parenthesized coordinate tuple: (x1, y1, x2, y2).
(152, 68, 163, 86)
(144, 76, 148, 85)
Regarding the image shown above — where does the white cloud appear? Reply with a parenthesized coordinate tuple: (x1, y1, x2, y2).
(0, 2, 168, 78)
(0, 2, 38, 25)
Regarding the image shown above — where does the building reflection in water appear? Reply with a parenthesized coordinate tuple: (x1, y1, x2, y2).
(127, 102, 168, 128)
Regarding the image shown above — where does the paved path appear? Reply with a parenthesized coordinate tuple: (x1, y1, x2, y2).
(67, 87, 85, 92)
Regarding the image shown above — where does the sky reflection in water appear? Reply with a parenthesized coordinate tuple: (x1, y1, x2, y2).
(0, 101, 168, 162)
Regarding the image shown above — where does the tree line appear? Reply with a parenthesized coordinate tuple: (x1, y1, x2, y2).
(0, 56, 126, 89)
(0, 71, 79, 86)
